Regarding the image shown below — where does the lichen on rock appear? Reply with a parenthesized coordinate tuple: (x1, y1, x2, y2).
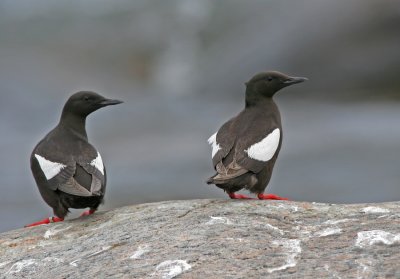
(1, 199, 400, 278)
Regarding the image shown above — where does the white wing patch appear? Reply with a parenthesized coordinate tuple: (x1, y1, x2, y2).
(90, 152, 104, 175)
(34, 154, 67, 180)
(208, 132, 221, 158)
(245, 128, 280, 162)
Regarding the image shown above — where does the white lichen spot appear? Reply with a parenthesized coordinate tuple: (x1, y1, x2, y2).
(4, 257, 64, 275)
(69, 259, 79, 267)
(265, 223, 285, 235)
(6, 259, 37, 275)
(323, 218, 353, 225)
(356, 230, 400, 248)
(226, 237, 244, 242)
(207, 132, 221, 158)
(130, 245, 151, 259)
(294, 225, 313, 239)
(361, 206, 390, 214)
(44, 225, 71, 239)
(90, 219, 115, 231)
(272, 203, 299, 212)
(323, 264, 329, 271)
(323, 264, 342, 279)
(314, 227, 342, 237)
(267, 239, 302, 273)
(356, 258, 375, 279)
(0, 261, 11, 268)
(43, 257, 64, 264)
(153, 260, 191, 279)
(206, 216, 233, 225)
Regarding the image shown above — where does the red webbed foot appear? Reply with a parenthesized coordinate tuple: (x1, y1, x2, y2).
(25, 216, 64, 228)
(257, 193, 289, 200)
(80, 209, 96, 217)
(228, 192, 256, 199)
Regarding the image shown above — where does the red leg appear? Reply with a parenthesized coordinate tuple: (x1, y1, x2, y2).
(228, 192, 255, 199)
(25, 216, 64, 228)
(257, 193, 289, 200)
(80, 209, 96, 217)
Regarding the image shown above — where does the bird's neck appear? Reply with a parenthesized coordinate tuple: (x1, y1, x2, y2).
(59, 112, 88, 139)
(245, 86, 276, 108)
(245, 94, 275, 108)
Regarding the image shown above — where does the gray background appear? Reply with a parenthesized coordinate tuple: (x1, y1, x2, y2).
(1, 0, 400, 232)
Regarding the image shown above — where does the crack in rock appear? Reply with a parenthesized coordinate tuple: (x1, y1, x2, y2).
(69, 245, 116, 267)
(177, 200, 218, 219)
(6, 259, 37, 275)
(130, 245, 151, 259)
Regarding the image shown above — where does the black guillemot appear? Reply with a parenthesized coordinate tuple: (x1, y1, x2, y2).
(26, 91, 123, 227)
(207, 71, 307, 200)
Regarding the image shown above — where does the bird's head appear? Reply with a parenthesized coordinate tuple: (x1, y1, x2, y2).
(62, 91, 123, 117)
(245, 71, 307, 101)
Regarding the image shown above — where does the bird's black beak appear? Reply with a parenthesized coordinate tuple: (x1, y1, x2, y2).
(284, 76, 308, 85)
(98, 99, 124, 106)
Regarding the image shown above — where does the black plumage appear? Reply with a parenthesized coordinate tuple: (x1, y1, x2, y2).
(207, 71, 307, 200)
(27, 91, 122, 227)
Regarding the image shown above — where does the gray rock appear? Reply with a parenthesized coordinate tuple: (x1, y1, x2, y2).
(1, 199, 400, 278)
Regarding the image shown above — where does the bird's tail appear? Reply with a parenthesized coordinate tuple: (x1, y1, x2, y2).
(206, 175, 216, 185)
(206, 174, 230, 185)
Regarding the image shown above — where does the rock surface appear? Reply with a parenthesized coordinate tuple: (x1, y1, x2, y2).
(1, 199, 400, 278)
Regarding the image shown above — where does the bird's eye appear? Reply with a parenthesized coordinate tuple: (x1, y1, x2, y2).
(84, 96, 90, 101)
(267, 76, 273, 81)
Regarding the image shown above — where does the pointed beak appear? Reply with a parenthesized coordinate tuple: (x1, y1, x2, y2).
(284, 76, 308, 85)
(98, 99, 124, 106)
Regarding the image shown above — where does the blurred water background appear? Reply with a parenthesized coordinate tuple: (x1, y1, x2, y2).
(1, 0, 400, 232)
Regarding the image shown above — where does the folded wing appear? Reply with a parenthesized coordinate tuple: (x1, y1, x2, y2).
(32, 149, 105, 197)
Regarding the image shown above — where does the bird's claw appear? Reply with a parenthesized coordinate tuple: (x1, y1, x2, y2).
(25, 216, 64, 228)
(80, 209, 96, 217)
(228, 192, 256, 199)
(257, 193, 289, 200)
